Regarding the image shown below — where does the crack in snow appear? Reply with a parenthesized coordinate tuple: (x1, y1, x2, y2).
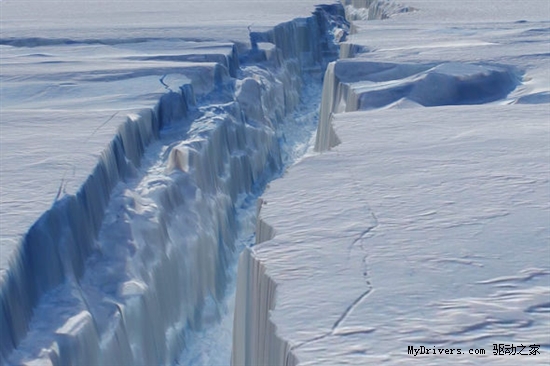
(290, 288, 374, 352)
(347, 211, 378, 260)
(292, 215, 377, 353)
(332, 287, 373, 330)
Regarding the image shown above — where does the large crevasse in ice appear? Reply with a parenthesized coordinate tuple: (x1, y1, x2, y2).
(1, 5, 346, 366)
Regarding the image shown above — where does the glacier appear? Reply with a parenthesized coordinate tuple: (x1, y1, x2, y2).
(1, 0, 549, 365)
(0, 1, 349, 364)
(233, 0, 550, 365)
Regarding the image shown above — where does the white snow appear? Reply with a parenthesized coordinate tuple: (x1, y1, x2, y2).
(239, 106, 550, 365)
(233, 0, 550, 365)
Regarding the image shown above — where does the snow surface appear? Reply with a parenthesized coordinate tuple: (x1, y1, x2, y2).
(240, 106, 550, 365)
(234, 0, 550, 365)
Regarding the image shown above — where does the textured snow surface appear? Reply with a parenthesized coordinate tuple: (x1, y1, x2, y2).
(244, 106, 550, 365)
(234, 0, 550, 365)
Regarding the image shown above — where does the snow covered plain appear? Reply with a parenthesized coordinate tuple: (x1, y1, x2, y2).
(233, 0, 550, 365)
(1, 0, 348, 364)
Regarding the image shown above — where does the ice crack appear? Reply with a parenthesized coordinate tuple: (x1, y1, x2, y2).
(290, 288, 374, 352)
(291, 214, 377, 353)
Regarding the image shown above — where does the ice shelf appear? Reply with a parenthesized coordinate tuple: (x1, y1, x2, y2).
(233, 0, 550, 365)
(1, 2, 347, 364)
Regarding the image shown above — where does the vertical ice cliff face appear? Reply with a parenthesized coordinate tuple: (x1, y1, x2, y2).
(232, 248, 298, 366)
(314, 62, 345, 152)
(1, 4, 346, 366)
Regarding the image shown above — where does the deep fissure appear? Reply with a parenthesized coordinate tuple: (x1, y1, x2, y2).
(2, 4, 349, 365)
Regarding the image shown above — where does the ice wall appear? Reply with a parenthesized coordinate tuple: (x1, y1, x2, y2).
(232, 248, 298, 366)
(0, 4, 345, 366)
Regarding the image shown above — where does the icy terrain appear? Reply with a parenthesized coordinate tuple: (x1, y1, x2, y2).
(1, 0, 549, 365)
(1, 0, 347, 364)
(234, 0, 550, 365)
